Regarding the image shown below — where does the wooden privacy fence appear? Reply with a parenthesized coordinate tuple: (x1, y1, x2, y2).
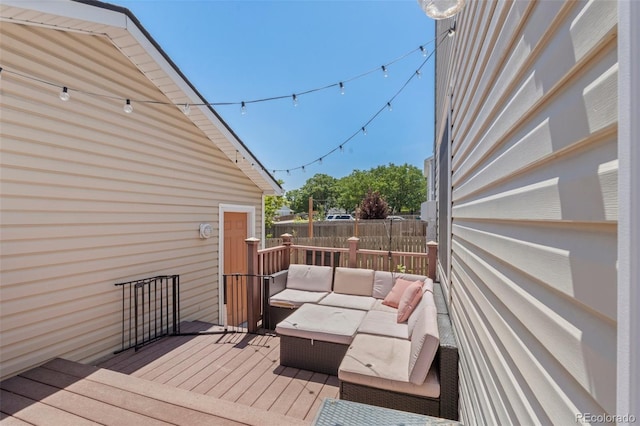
(266, 235, 428, 253)
(270, 219, 427, 239)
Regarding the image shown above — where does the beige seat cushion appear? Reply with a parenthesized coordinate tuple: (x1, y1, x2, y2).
(369, 299, 398, 313)
(373, 271, 433, 299)
(318, 293, 376, 311)
(275, 304, 366, 345)
(286, 264, 333, 292)
(357, 310, 410, 340)
(333, 267, 375, 296)
(408, 291, 439, 385)
(338, 333, 440, 398)
(269, 289, 328, 308)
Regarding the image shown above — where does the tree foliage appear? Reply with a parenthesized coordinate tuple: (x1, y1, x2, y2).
(358, 190, 389, 219)
(283, 163, 426, 218)
(285, 173, 339, 216)
(264, 180, 286, 232)
(336, 163, 426, 213)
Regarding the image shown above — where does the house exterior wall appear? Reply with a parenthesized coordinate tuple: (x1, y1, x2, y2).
(434, 1, 618, 424)
(0, 22, 263, 379)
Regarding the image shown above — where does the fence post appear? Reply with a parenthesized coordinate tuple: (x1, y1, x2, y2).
(281, 233, 292, 270)
(427, 241, 438, 281)
(246, 237, 260, 333)
(348, 236, 359, 268)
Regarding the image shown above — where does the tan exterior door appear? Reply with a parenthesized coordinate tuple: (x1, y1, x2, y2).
(223, 212, 248, 326)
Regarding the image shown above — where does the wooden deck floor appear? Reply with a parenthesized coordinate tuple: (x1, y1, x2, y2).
(95, 321, 339, 423)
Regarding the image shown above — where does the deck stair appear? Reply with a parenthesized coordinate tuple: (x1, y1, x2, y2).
(0, 357, 308, 425)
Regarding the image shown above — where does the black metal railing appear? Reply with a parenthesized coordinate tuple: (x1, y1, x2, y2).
(223, 274, 275, 332)
(114, 275, 180, 353)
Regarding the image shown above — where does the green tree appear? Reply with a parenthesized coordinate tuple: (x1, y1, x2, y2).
(375, 163, 426, 213)
(286, 173, 339, 215)
(336, 170, 373, 212)
(264, 180, 286, 233)
(336, 163, 426, 214)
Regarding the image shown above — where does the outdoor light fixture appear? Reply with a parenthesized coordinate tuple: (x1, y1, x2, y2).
(59, 87, 70, 101)
(199, 223, 213, 239)
(417, 0, 466, 20)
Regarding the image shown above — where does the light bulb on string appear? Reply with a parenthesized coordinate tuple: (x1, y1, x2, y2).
(339, 145, 344, 153)
(182, 103, 191, 115)
(301, 166, 305, 173)
(339, 82, 345, 95)
(420, 46, 427, 57)
(417, 0, 466, 20)
(387, 102, 393, 112)
(448, 27, 456, 37)
(287, 170, 291, 176)
(362, 127, 367, 136)
(59, 87, 70, 102)
(123, 99, 133, 113)
(381, 65, 388, 78)
(416, 70, 422, 79)
(241, 101, 247, 115)
(318, 157, 323, 165)
(292, 94, 298, 107)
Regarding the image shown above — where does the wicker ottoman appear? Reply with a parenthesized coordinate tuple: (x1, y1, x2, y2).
(275, 304, 366, 375)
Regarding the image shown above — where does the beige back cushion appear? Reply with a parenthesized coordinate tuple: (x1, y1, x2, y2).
(333, 267, 375, 296)
(373, 271, 433, 299)
(286, 264, 333, 292)
(408, 291, 439, 385)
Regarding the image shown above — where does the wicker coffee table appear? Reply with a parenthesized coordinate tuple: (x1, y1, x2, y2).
(275, 304, 366, 375)
(313, 398, 461, 426)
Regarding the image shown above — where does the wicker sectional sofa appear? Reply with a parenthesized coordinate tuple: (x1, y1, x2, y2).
(267, 265, 459, 421)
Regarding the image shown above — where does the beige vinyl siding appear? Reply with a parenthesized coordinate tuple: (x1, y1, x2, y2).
(0, 23, 263, 379)
(435, 1, 617, 424)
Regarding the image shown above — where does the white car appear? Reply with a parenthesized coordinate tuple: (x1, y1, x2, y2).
(325, 214, 355, 221)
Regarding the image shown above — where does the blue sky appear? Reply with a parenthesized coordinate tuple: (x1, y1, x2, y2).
(114, 1, 437, 191)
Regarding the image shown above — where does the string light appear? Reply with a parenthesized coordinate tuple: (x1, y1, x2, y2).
(0, 30, 451, 118)
(292, 94, 298, 107)
(269, 32, 448, 175)
(123, 99, 133, 113)
(0, 29, 450, 177)
(387, 102, 392, 112)
(420, 46, 427, 57)
(381, 65, 388, 78)
(59, 86, 70, 101)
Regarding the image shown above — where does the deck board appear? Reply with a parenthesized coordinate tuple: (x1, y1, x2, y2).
(1, 324, 338, 424)
(95, 323, 339, 422)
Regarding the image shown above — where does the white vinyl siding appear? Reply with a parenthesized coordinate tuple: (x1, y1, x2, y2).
(0, 23, 263, 379)
(435, 1, 618, 424)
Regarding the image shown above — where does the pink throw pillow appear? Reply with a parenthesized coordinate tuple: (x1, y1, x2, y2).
(382, 278, 420, 308)
(397, 281, 423, 323)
